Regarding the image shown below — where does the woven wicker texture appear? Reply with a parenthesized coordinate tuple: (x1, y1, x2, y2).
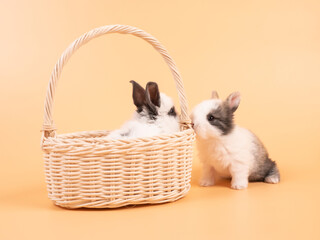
(41, 25, 195, 208)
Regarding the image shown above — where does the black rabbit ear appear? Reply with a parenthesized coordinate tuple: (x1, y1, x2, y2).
(146, 82, 160, 107)
(130, 80, 146, 110)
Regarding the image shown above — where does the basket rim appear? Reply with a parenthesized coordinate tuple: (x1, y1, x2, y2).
(42, 128, 195, 148)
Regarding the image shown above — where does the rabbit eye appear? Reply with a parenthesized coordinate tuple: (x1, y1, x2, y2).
(207, 114, 215, 121)
(168, 107, 176, 116)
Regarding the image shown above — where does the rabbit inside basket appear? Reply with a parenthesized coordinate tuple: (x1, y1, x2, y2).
(106, 80, 180, 139)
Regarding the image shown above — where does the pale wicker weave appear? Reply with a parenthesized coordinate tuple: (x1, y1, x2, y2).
(41, 25, 195, 209)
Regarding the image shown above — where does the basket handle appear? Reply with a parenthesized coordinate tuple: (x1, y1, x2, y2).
(42, 24, 191, 139)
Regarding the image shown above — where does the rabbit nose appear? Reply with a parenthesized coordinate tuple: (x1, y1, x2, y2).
(191, 123, 195, 129)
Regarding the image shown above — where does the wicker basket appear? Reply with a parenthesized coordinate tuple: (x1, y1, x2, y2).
(41, 25, 195, 209)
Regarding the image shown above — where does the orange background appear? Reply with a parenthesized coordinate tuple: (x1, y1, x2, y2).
(1, 0, 320, 239)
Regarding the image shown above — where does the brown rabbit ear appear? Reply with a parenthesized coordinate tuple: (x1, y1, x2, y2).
(211, 90, 219, 99)
(226, 91, 241, 112)
(146, 82, 160, 107)
(130, 80, 146, 111)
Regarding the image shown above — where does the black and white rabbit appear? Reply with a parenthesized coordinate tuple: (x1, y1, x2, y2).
(106, 80, 180, 139)
(191, 91, 280, 190)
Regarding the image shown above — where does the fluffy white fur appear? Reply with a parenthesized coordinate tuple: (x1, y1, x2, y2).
(191, 96, 277, 190)
(107, 93, 180, 139)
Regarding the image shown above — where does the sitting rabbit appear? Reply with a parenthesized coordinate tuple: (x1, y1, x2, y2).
(107, 80, 180, 139)
(191, 91, 280, 190)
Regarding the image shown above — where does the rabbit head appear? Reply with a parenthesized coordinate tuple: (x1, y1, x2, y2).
(130, 80, 180, 134)
(190, 91, 240, 139)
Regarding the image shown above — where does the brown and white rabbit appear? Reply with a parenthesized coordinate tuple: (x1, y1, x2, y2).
(106, 80, 180, 139)
(191, 91, 280, 190)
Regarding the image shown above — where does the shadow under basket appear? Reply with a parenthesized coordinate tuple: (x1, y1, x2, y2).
(41, 25, 195, 209)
